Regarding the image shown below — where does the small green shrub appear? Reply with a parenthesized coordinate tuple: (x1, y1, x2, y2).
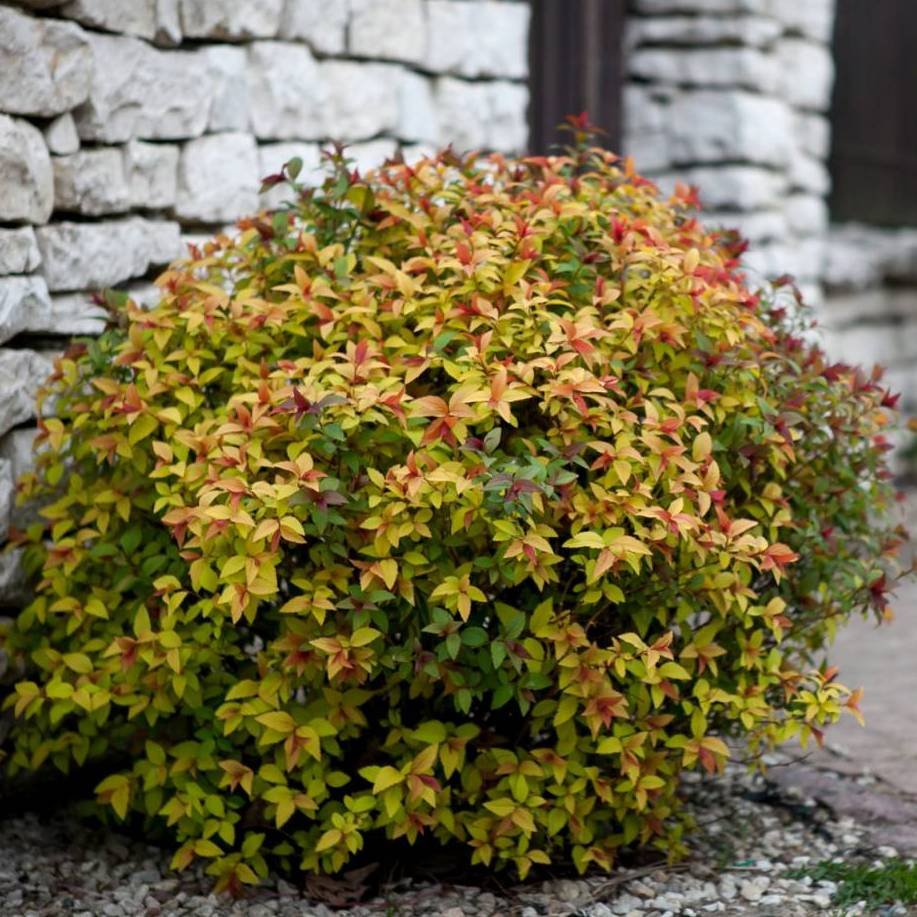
(1, 144, 904, 892)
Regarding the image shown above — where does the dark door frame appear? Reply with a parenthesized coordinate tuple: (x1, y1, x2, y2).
(528, 0, 626, 155)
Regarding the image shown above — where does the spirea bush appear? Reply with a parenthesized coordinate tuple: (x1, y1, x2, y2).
(2, 142, 905, 892)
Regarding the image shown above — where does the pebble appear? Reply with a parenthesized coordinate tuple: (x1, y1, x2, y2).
(0, 756, 907, 916)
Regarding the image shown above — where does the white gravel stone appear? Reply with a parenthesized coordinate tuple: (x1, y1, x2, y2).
(625, 14, 783, 49)
(629, 47, 779, 94)
(35, 218, 181, 292)
(247, 42, 325, 140)
(43, 113, 80, 156)
(434, 78, 528, 153)
(59, 0, 158, 40)
(0, 115, 54, 225)
(740, 876, 770, 901)
(279, 0, 349, 54)
(426, 0, 529, 78)
(0, 5, 92, 117)
(0, 349, 53, 438)
(175, 133, 259, 223)
(53, 148, 130, 216)
(0, 228, 42, 276)
(199, 45, 250, 132)
(349, 0, 426, 65)
(124, 141, 179, 210)
(0, 276, 52, 344)
(777, 38, 834, 112)
(180, 0, 283, 40)
(73, 32, 212, 142)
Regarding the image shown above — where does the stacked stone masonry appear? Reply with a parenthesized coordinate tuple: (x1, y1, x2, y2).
(621, 0, 917, 456)
(0, 0, 530, 604)
(622, 0, 836, 307)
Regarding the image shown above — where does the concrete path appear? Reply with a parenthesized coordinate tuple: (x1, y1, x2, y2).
(822, 576, 917, 794)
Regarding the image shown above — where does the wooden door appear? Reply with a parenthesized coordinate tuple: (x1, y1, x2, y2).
(528, 0, 626, 154)
(830, 0, 917, 225)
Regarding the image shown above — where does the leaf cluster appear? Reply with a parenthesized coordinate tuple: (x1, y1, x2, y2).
(1, 145, 904, 891)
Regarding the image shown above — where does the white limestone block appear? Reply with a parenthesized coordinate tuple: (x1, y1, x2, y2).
(43, 113, 80, 156)
(175, 133, 260, 223)
(0, 115, 54, 224)
(323, 61, 401, 140)
(73, 32, 212, 142)
(770, 0, 835, 43)
(667, 90, 794, 167)
(34, 293, 109, 336)
(280, 0, 349, 54)
(0, 428, 37, 486)
(60, 0, 158, 40)
(247, 42, 325, 140)
(0, 5, 92, 117)
(0, 349, 54, 438)
(0, 547, 29, 608)
(784, 193, 828, 236)
(395, 69, 438, 144)
(53, 149, 131, 216)
(788, 152, 831, 195)
(0, 229, 42, 276)
(180, 0, 283, 39)
(0, 457, 11, 540)
(426, 0, 529, 78)
(625, 14, 782, 49)
(433, 78, 528, 154)
(703, 210, 788, 243)
(656, 165, 787, 210)
(124, 140, 179, 209)
(777, 38, 834, 112)
(349, 0, 426, 65)
(794, 112, 830, 160)
(0, 276, 52, 344)
(35, 218, 181, 291)
(348, 138, 398, 176)
(256, 141, 322, 208)
(199, 45, 250, 132)
(629, 47, 779, 94)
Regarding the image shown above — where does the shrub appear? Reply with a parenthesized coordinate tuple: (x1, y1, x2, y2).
(1, 142, 905, 892)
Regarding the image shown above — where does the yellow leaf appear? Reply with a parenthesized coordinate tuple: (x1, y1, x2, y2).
(256, 711, 295, 734)
(350, 627, 381, 647)
(372, 766, 404, 794)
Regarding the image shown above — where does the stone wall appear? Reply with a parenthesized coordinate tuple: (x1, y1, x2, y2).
(820, 225, 917, 427)
(0, 0, 530, 603)
(622, 0, 835, 307)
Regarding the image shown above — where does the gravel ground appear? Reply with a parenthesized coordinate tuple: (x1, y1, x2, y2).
(0, 754, 911, 917)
